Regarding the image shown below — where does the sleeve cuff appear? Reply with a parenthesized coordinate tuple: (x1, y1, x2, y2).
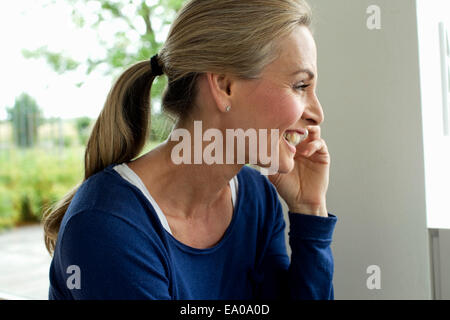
(288, 211, 338, 241)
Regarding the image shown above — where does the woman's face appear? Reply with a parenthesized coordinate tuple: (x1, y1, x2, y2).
(232, 25, 324, 174)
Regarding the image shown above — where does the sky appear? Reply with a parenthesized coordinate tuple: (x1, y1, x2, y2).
(0, 0, 165, 120)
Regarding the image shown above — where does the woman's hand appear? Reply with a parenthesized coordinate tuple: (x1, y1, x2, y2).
(268, 125, 330, 217)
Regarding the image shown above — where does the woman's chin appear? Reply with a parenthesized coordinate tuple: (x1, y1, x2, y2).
(256, 154, 295, 174)
(254, 142, 296, 174)
(277, 155, 295, 174)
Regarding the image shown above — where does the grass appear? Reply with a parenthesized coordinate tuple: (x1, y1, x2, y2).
(0, 139, 164, 232)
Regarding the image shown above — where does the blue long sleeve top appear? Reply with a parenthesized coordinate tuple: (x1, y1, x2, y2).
(48, 164, 337, 300)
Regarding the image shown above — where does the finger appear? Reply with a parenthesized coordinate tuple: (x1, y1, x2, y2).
(305, 125, 321, 141)
(300, 139, 326, 157)
(295, 125, 320, 150)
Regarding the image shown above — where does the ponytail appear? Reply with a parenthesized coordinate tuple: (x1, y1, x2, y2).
(43, 60, 158, 255)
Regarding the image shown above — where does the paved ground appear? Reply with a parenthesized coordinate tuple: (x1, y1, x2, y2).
(0, 224, 52, 300)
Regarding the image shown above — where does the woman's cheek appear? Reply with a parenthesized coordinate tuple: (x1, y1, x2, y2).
(285, 99, 304, 125)
(260, 92, 294, 127)
(246, 81, 301, 131)
(272, 95, 303, 132)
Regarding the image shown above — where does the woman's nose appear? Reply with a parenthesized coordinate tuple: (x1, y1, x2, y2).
(302, 93, 324, 125)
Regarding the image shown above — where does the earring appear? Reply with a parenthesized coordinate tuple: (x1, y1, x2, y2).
(225, 106, 231, 112)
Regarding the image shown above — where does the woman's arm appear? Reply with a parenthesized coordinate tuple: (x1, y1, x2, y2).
(287, 210, 337, 299)
(252, 187, 337, 300)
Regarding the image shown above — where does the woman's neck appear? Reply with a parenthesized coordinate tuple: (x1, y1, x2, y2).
(128, 138, 243, 221)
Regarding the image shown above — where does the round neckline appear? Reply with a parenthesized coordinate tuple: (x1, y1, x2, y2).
(106, 163, 243, 255)
(165, 172, 242, 255)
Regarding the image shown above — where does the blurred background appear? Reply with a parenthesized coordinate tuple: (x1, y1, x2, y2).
(0, 0, 449, 300)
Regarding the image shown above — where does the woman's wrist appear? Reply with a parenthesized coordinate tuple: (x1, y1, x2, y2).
(288, 203, 328, 217)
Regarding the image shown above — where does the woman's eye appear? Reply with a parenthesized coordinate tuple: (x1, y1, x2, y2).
(294, 83, 310, 91)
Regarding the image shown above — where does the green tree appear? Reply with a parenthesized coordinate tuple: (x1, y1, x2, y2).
(23, 0, 186, 102)
(23, 0, 187, 142)
(7, 93, 43, 148)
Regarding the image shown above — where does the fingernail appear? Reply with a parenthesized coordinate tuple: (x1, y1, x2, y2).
(302, 128, 309, 141)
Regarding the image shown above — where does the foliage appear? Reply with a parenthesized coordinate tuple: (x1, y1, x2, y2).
(150, 111, 174, 141)
(22, 0, 187, 141)
(0, 140, 163, 231)
(22, 47, 80, 75)
(6, 93, 43, 148)
(75, 116, 93, 145)
(0, 147, 84, 229)
(23, 0, 186, 94)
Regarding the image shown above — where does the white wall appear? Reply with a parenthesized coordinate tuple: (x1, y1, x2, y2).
(308, 0, 432, 299)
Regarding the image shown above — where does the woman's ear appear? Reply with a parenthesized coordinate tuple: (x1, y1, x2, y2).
(205, 72, 236, 113)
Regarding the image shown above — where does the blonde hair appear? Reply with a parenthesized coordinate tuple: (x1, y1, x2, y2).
(42, 0, 312, 255)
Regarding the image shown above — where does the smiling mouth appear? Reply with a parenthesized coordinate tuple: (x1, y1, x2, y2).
(283, 130, 308, 147)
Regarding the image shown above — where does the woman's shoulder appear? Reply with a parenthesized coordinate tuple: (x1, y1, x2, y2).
(61, 164, 152, 230)
(74, 164, 140, 206)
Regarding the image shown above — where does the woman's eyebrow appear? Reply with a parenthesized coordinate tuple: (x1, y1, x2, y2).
(291, 68, 315, 80)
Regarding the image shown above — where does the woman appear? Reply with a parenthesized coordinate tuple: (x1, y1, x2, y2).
(44, 0, 338, 300)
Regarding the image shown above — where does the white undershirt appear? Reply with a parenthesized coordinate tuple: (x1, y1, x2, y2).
(113, 163, 238, 236)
